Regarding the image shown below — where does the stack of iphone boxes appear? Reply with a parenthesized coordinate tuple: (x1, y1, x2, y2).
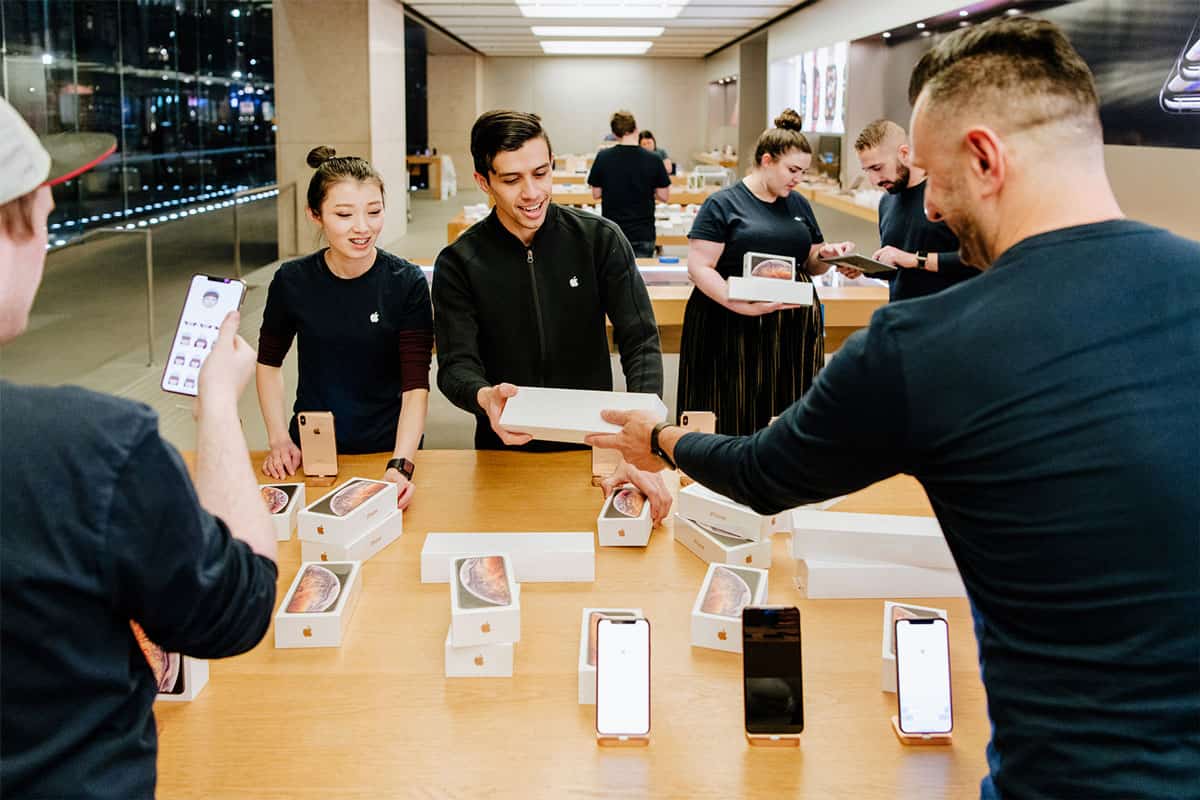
(273, 478, 398, 648)
(445, 553, 521, 678)
(789, 508, 964, 599)
(675, 483, 782, 653)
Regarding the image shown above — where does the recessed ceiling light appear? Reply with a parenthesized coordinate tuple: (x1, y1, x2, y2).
(916, 22, 926, 29)
(541, 40, 653, 54)
(531, 26, 664, 37)
(882, 31, 892, 38)
(517, 1, 690, 20)
(1005, 7, 1021, 14)
(959, 9, 969, 16)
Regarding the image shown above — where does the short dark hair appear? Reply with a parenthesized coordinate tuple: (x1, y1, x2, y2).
(908, 17, 1100, 135)
(304, 146, 385, 215)
(754, 108, 811, 166)
(610, 110, 637, 138)
(471, 110, 553, 178)
(638, 130, 655, 143)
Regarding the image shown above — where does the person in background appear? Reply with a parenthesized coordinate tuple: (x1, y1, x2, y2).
(840, 118, 980, 300)
(639, 130, 674, 175)
(589, 18, 1199, 800)
(433, 110, 671, 522)
(0, 97, 278, 799)
(676, 109, 854, 436)
(256, 147, 432, 509)
(587, 110, 671, 258)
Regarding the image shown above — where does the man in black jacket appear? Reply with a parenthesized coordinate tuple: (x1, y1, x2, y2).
(433, 110, 669, 519)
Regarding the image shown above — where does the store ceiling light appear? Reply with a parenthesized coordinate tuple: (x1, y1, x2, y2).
(41, 53, 53, 65)
(541, 40, 653, 54)
(1005, 7, 1021, 14)
(916, 22, 926, 29)
(959, 9, 969, 16)
(882, 31, 892, 38)
(517, 1, 690, 20)
(531, 26, 664, 37)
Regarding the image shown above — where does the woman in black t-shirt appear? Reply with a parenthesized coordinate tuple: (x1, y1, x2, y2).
(256, 147, 433, 509)
(678, 110, 853, 436)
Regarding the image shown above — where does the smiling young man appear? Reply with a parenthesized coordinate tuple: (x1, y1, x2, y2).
(432, 110, 670, 519)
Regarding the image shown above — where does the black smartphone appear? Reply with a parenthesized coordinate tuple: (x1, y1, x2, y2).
(742, 605, 804, 737)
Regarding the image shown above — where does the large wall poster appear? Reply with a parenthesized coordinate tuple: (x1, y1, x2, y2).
(768, 41, 848, 134)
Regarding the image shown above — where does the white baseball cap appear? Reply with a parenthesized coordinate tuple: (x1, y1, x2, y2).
(0, 96, 117, 206)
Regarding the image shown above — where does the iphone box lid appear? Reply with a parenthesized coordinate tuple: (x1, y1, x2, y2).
(578, 607, 644, 705)
(880, 601, 949, 693)
(261, 483, 305, 542)
(450, 556, 521, 647)
(421, 532, 594, 583)
(727, 276, 814, 306)
(678, 483, 773, 543)
(498, 386, 668, 444)
(673, 515, 772, 569)
(274, 560, 363, 649)
(796, 559, 966, 600)
(297, 477, 397, 544)
(690, 562, 769, 654)
(597, 485, 653, 547)
(300, 506, 402, 565)
(790, 509, 953, 570)
(444, 627, 515, 678)
(154, 656, 208, 703)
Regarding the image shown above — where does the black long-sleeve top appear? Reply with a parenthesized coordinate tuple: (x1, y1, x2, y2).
(877, 179, 979, 301)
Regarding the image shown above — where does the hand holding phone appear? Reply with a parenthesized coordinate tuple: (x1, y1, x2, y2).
(596, 617, 651, 741)
(743, 606, 804, 739)
(195, 311, 256, 413)
(895, 617, 953, 735)
(162, 274, 247, 397)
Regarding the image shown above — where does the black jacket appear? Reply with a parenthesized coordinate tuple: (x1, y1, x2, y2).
(432, 203, 663, 449)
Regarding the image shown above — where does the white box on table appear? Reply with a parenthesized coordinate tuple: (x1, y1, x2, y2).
(450, 555, 521, 647)
(678, 483, 775, 543)
(578, 606, 644, 704)
(795, 559, 965, 600)
(690, 562, 769, 654)
(880, 601, 948, 693)
(790, 509, 953, 570)
(155, 656, 208, 702)
(421, 532, 594, 583)
(274, 561, 363, 649)
(674, 515, 772, 568)
(444, 627, 514, 678)
(297, 477, 397, 545)
(497, 386, 668, 445)
(261, 483, 304, 541)
(727, 276, 814, 305)
(300, 506, 402, 564)
(597, 485, 653, 547)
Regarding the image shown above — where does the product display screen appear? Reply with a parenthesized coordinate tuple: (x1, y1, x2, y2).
(595, 618, 650, 737)
(895, 617, 953, 734)
(742, 606, 804, 734)
(161, 274, 246, 396)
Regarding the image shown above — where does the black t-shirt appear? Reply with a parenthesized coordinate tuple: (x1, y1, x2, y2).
(688, 181, 825, 275)
(587, 144, 670, 243)
(877, 180, 979, 301)
(676, 219, 1200, 799)
(258, 248, 433, 454)
(0, 382, 278, 799)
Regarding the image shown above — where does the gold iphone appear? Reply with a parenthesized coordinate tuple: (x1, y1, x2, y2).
(298, 411, 337, 481)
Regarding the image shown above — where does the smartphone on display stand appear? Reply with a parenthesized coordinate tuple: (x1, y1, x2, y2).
(298, 411, 338, 481)
(894, 617, 953, 737)
(743, 605, 804, 743)
(595, 617, 651, 743)
(160, 274, 247, 396)
(1160, 18, 1200, 112)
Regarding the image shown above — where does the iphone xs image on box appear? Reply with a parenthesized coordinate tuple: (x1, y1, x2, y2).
(161, 274, 246, 396)
(595, 617, 650, 739)
(895, 617, 953, 735)
(743, 606, 804, 737)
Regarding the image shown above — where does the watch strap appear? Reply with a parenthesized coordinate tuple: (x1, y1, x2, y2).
(916, 250, 928, 269)
(651, 422, 678, 470)
(386, 457, 414, 480)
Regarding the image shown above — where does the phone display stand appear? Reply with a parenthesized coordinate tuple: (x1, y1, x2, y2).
(890, 716, 952, 746)
(304, 471, 337, 487)
(745, 733, 801, 748)
(596, 734, 649, 747)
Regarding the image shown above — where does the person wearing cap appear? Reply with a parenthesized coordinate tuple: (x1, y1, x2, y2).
(0, 99, 279, 799)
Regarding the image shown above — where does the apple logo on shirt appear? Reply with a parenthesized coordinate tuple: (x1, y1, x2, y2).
(370, 311, 380, 323)
(569, 276, 579, 288)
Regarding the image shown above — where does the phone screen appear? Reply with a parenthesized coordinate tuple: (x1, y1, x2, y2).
(895, 617, 953, 735)
(742, 606, 804, 735)
(161, 274, 246, 396)
(595, 618, 650, 737)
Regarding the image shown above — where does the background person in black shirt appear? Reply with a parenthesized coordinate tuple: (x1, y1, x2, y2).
(256, 147, 433, 509)
(587, 110, 671, 257)
(838, 119, 980, 300)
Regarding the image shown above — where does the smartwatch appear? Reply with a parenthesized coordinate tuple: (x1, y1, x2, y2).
(915, 251, 929, 270)
(651, 422, 678, 470)
(386, 457, 415, 481)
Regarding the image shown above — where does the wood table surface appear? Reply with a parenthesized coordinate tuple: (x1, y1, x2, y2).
(156, 450, 987, 799)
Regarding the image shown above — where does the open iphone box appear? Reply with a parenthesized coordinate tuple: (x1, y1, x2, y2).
(674, 515, 772, 569)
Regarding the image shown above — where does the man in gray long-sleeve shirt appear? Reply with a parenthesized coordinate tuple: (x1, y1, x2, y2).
(589, 18, 1199, 800)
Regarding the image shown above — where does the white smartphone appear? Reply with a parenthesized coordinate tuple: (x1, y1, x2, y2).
(595, 617, 651, 739)
(895, 617, 953, 735)
(161, 274, 247, 396)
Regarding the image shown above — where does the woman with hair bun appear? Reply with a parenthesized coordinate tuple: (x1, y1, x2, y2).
(255, 146, 432, 508)
(677, 109, 854, 436)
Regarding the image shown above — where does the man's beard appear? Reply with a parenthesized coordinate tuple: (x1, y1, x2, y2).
(947, 208, 991, 269)
(886, 163, 911, 195)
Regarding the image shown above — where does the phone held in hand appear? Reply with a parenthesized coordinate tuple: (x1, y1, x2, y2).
(160, 274, 246, 396)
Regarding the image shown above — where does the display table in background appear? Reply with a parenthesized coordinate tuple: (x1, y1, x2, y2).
(158, 450, 987, 799)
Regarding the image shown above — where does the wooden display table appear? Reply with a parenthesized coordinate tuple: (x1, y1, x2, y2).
(407, 155, 444, 199)
(158, 450, 986, 798)
(694, 151, 739, 168)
